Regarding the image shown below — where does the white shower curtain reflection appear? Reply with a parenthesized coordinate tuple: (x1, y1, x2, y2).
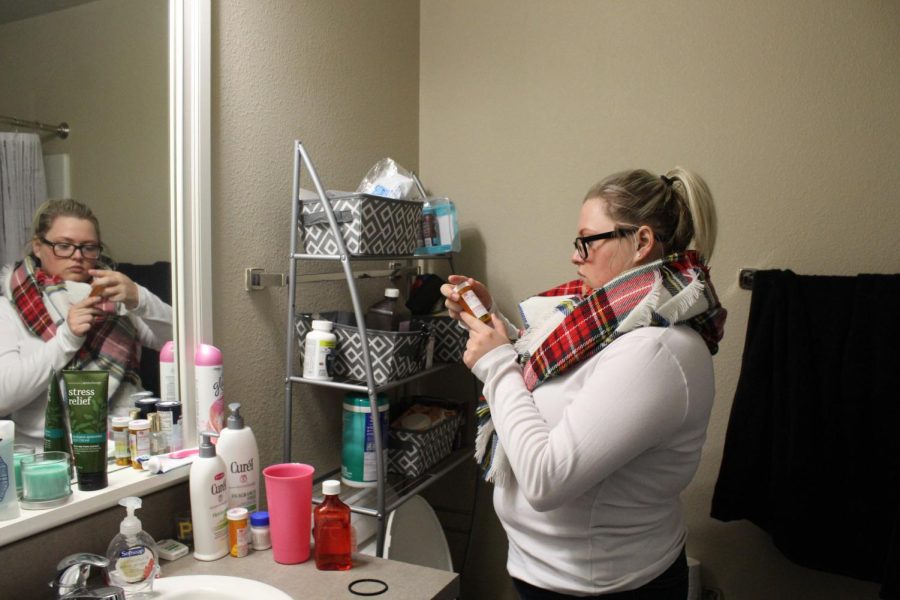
(0, 132, 47, 265)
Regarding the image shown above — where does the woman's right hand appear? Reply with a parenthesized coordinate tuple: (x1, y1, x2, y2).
(67, 296, 103, 337)
(440, 274, 493, 322)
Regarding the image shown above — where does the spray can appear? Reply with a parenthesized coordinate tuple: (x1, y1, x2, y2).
(195, 344, 225, 443)
(159, 341, 178, 404)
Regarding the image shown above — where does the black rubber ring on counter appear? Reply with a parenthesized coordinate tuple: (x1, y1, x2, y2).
(348, 578, 389, 596)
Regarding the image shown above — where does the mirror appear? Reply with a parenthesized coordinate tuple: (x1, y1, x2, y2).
(0, 0, 171, 403)
(0, 0, 209, 538)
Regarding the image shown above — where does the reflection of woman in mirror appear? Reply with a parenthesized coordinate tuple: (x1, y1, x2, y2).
(0, 199, 173, 446)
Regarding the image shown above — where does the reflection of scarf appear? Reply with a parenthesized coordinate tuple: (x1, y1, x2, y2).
(475, 251, 727, 486)
(9, 255, 141, 392)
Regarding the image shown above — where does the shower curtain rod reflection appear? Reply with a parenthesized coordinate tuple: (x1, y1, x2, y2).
(0, 115, 69, 139)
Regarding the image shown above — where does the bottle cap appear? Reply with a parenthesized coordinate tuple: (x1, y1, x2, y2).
(250, 511, 269, 527)
(111, 416, 131, 427)
(131, 391, 154, 404)
(129, 419, 150, 431)
(227, 507, 249, 521)
(119, 496, 143, 536)
(227, 403, 244, 429)
(453, 281, 470, 292)
(311, 320, 333, 332)
(160, 340, 176, 362)
(385, 288, 400, 298)
(322, 479, 341, 496)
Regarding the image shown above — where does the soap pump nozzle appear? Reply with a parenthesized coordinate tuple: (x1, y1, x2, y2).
(118, 496, 143, 536)
(226, 403, 244, 430)
(198, 430, 219, 458)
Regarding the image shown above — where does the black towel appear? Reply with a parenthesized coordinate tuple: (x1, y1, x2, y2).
(710, 270, 900, 598)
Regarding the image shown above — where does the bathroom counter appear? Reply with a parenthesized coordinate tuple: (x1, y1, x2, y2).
(162, 548, 460, 599)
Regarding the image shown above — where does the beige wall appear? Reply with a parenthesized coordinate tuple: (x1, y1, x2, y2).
(420, 0, 899, 599)
(211, 0, 419, 491)
(0, 0, 169, 264)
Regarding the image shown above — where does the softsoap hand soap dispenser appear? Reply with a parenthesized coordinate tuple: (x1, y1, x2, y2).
(190, 431, 229, 561)
(216, 403, 259, 512)
(106, 496, 159, 596)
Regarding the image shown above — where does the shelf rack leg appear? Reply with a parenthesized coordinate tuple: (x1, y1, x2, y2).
(289, 140, 388, 558)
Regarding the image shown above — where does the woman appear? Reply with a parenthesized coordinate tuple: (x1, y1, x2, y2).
(0, 199, 172, 447)
(442, 168, 726, 599)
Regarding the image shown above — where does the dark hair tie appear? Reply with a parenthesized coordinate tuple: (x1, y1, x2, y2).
(660, 174, 674, 186)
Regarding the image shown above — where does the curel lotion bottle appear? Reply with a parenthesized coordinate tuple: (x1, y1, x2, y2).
(190, 432, 228, 561)
(194, 344, 225, 444)
(216, 403, 259, 512)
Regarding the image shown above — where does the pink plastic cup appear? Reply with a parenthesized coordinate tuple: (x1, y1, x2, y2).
(263, 463, 315, 564)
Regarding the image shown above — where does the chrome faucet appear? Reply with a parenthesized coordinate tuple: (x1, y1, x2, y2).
(50, 553, 124, 600)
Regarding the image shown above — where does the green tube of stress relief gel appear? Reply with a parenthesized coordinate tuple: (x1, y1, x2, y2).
(61, 370, 109, 491)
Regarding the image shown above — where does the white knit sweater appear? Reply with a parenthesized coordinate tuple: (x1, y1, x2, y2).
(472, 324, 714, 595)
(0, 265, 173, 446)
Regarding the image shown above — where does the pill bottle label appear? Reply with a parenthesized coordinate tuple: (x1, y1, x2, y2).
(458, 287, 491, 322)
(303, 335, 335, 380)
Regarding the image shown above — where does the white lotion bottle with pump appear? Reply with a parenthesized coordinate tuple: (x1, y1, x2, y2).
(216, 403, 259, 512)
(106, 496, 159, 596)
(190, 431, 229, 561)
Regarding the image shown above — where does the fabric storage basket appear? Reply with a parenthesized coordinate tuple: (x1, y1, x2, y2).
(299, 193, 423, 256)
(296, 311, 429, 385)
(411, 315, 467, 363)
(389, 397, 464, 478)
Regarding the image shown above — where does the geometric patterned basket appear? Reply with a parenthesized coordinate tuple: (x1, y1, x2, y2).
(296, 311, 430, 386)
(389, 404, 463, 478)
(299, 193, 422, 256)
(411, 315, 467, 363)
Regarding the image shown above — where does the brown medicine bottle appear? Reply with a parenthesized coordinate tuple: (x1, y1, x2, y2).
(454, 281, 492, 323)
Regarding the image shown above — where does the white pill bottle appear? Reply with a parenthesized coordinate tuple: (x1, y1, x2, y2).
(303, 320, 336, 381)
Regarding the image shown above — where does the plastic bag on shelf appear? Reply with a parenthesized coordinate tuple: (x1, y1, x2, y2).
(357, 158, 415, 200)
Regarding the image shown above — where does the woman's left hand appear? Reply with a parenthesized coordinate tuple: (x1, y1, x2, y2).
(459, 311, 511, 369)
(88, 269, 140, 310)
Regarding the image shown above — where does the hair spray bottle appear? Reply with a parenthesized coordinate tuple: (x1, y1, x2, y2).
(159, 341, 177, 403)
(194, 344, 225, 444)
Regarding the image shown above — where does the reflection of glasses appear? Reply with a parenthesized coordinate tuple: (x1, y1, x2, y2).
(572, 226, 637, 260)
(40, 237, 103, 259)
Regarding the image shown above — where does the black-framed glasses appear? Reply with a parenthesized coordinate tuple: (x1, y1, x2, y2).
(40, 237, 103, 259)
(572, 226, 637, 260)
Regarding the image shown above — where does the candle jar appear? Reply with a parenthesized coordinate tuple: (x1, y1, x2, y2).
(13, 444, 36, 499)
(20, 451, 73, 509)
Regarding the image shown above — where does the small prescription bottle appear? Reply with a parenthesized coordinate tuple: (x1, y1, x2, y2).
(111, 416, 132, 466)
(303, 320, 336, 381)
(128, 419, 151, 469)
(227, 507, 250, 557)
(250, 511, 271, 550)
(454, 281, 492, 323)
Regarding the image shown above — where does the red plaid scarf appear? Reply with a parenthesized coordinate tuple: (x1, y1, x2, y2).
(475, 251, 726, 485)
(521, 251, 725, 390)
(9, 256, 141, 388)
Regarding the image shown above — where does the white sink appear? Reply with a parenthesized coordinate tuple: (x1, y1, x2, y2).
(152, 575, 292, 599)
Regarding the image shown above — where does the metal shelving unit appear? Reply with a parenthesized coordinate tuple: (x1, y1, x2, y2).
(283, 140, 468, 558)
